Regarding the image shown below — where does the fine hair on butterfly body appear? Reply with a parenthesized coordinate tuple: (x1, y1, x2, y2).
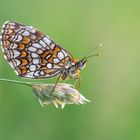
(0, 21, 100, 92)
(60, 58, 87, 80)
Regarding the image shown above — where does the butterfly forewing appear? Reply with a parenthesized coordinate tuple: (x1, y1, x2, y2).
(1, 21, 75, 78)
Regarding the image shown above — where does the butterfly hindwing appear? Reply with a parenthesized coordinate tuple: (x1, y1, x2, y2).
(1, 21, 75, 78)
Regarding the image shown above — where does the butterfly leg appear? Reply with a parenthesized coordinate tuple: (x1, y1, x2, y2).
(50, 75, 61, 95)
(78, 78, 81, 91)
(77, 78, 81, 100)
(73, 78, 81, 100)
(73, 79, 77, 88)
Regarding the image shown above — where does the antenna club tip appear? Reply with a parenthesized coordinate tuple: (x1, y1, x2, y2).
(95, 52, 102, 57)
(98, 43, 102, 47)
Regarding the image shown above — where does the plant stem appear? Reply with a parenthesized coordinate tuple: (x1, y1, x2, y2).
(0, 78, 32, 87)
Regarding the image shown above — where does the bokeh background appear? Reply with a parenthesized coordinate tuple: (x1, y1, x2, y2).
(0, 0, 140, 140)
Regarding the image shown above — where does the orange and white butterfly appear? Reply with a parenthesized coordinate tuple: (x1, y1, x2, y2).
(0, 21, 100, 90)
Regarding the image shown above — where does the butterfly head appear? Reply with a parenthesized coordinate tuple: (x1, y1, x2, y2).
(65, 58, 87, 79)
(77, 58, 87, 70)
(74, 43, 102, 74)
(69, 51, 101, 79)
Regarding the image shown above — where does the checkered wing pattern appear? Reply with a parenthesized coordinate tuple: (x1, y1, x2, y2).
(1, 21, 76, 78)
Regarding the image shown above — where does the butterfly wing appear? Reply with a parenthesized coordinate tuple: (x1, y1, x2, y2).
(1, 21, 75, 78)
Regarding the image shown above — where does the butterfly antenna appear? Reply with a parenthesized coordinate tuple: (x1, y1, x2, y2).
(85, 52, 102, 59)
(84, 43, 102, 58)
(81, 43, 102, 61)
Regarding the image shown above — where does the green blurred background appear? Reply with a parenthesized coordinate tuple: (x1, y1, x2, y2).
(0, 0, 140, 140)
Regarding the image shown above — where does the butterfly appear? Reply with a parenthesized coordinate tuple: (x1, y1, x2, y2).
(0, 21, 100, 92)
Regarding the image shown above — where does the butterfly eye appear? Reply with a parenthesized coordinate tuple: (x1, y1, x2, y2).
(78, 61, 83, 69)
(78, 62, 84, 70)
(78, 59, 87, 70)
